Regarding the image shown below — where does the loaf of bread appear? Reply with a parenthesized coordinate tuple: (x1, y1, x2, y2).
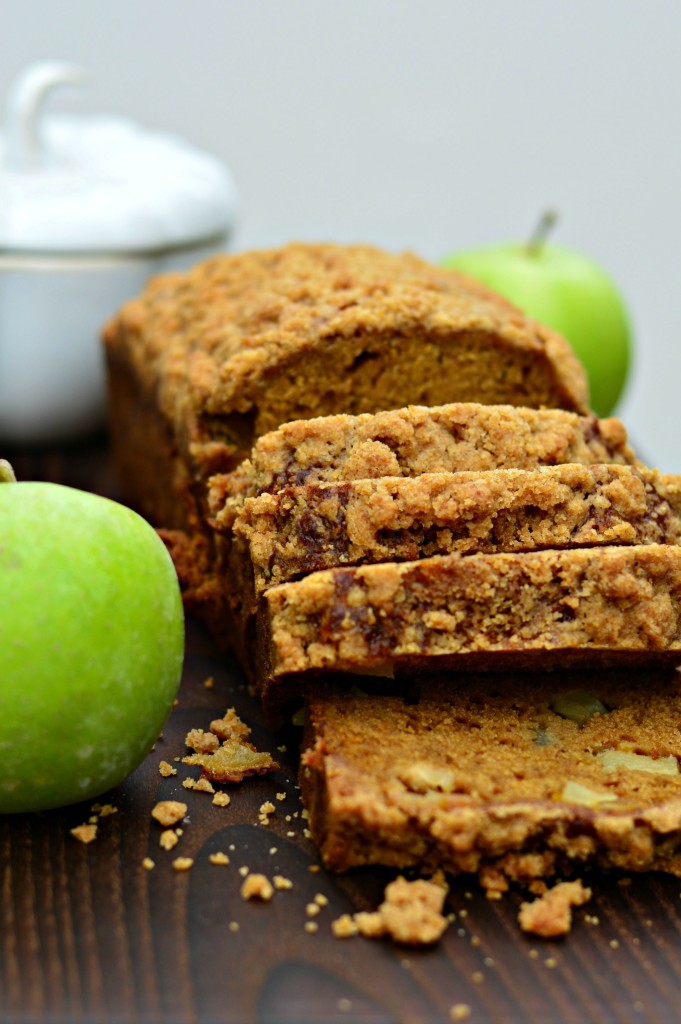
(104, 243, 589, 532)
(104, 239, 681, 909)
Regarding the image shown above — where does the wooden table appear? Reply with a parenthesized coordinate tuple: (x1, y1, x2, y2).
(2, 435, 681, 1024)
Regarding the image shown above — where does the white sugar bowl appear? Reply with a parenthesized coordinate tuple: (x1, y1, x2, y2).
(0, 61, 238, 444)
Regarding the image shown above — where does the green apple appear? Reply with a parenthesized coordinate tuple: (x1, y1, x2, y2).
(442, 214, 632, 417)
(0, 478, 184, 813)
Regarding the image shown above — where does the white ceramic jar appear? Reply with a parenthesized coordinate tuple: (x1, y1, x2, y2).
(0, 61, 238, 443)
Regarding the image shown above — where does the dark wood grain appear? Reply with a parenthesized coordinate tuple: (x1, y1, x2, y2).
(3, 436, 681, 1024)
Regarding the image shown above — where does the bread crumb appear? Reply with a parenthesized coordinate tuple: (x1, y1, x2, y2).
(276, 792, 286, 801)
(158, 761, 177, 777)
(203, 676, 215, 689)
(545, 958, 558, 969)
(304, 921, 319, 934)
(160, 830, 179, 851)
(269, 847, 278, 855)
(314, 894, 328, 906)
(97, 803, 117, 817)
(209, 708, 251, 743)
(241, 873, 274, 901)
(610, 939, 620, 949)
(229, 921, 240, 932)
(212, 791, 231, 807)
(239, 866, 249, 877)
(338, 999, 352, 1013)
(151, 800, 187, 827)
(306, 903, 321, 917)
(332, 914, 359, 938)
(142, 857, 155, 870)
(450, 1006, 471, 1022)
(209, 852, 230, 865)
(185, 728, 220, 754)
(308, 864, 321, 874)
(518, 880, 592, 938)
(193, 777, 216, 794)
(478, 864, 509, 898)
(273, 875, 293, 890)
(172, 857, 194, 872)
(259, 800, 276, 825)
(70, 823, 97, 844)
(355, 877, 449, 946)
(183, 741, 278, 784)
(471, 971, 484, 984)
(181, 709, 279, 784)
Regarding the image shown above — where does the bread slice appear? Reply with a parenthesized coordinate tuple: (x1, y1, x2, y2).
(104, 244, 589, 529)
(211, 401, 635, 512)
(256, 545, 681, 714)
(222, 465, 681, 597)
(300, 667, 681, 882)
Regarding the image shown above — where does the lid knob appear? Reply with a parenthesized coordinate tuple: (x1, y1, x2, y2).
(4, 61, 85, 171)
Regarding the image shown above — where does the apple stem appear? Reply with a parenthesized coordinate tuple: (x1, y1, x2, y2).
(0, 459, 17, 483)
(527, 209, 559, 256)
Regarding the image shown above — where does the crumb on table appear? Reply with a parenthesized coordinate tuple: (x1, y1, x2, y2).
(240, 873, 274, 901)
(172, 857, 194, 872)
(182, 708, 278, 784)
(151, 800, 187, 827)
(518, 880, 592, 938)
(70, 823, 97, 844)
(160, 830, 179, 851)
(333, 876, 449, 946)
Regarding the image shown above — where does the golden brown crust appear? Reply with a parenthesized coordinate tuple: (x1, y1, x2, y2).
(299, 668, 681, 878)
(104, 243, 590, 486)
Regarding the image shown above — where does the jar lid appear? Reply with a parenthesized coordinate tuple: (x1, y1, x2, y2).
(0, 62, 238, 253)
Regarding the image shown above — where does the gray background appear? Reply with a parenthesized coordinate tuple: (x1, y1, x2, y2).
(3, 1, 679, 469)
